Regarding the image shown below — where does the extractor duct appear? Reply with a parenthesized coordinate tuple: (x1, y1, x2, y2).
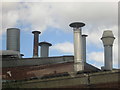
(7, 28, 20, 52)
(82, 34, 88, 63)
(39, 42, 52, 57)
(101, 30, 115, 70)
(32, 31, 41, 58)
(69, 22, 85, 72)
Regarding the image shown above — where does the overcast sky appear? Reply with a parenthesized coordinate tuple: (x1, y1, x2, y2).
(1, 1, 118, 69)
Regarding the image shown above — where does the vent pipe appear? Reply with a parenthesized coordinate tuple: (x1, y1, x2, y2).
(101, 30, 115, 70)
(39, 42, 52, 57)
(32, 31, 41, 58)
(69, 22, 85, 72)
(82, 35, 88, 63)
(7, 28, 20, 52)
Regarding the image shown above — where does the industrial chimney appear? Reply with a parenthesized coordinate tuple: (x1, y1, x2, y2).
(39, 42, 52, 57)
(82, 35, 88, 63)
(69, 22, 85, 72)
(32, 31, 41, 58)
(7, 28, 20, 52)
(101, 30, 115, 70)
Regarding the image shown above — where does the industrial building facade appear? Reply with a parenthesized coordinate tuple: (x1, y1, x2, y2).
(2, 69, 120, 88)
(1, 22, 120, 89)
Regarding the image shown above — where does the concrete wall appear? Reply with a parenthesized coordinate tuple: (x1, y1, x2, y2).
(2, 56, 74, 67)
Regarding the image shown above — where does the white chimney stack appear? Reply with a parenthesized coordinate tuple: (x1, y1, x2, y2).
(69, 22, 85, 72)
(101, 30, 115, 70)
(82, 35, 88, 63)
(39, 42, 52, 57)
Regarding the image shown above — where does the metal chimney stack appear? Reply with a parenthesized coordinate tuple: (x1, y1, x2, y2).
(39, 42, 52, 57)
(32, 31, 41, 58)
(7, 28, 20, 52)
(82, 35, 88, 63)
(101, 30, 115, 70)
(69, 22, 85, 72)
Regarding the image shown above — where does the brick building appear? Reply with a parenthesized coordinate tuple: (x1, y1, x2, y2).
(1, 56, 120, 88)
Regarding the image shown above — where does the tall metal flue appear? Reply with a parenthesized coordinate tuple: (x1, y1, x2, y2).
(69, 22, 85, 72)
(32, 31, 41, 58)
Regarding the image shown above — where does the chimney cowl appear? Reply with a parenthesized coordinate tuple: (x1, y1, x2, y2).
(101, 30, 115, 46)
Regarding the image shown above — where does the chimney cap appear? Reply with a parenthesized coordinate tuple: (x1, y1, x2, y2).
(82, 34, 88, 37)
(39, 42, 52, 46)
(20, 54, 24, 56)
(7, 28, 20, 30)
(32, 31, 41, 34)
(69, 22, 85, 28)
